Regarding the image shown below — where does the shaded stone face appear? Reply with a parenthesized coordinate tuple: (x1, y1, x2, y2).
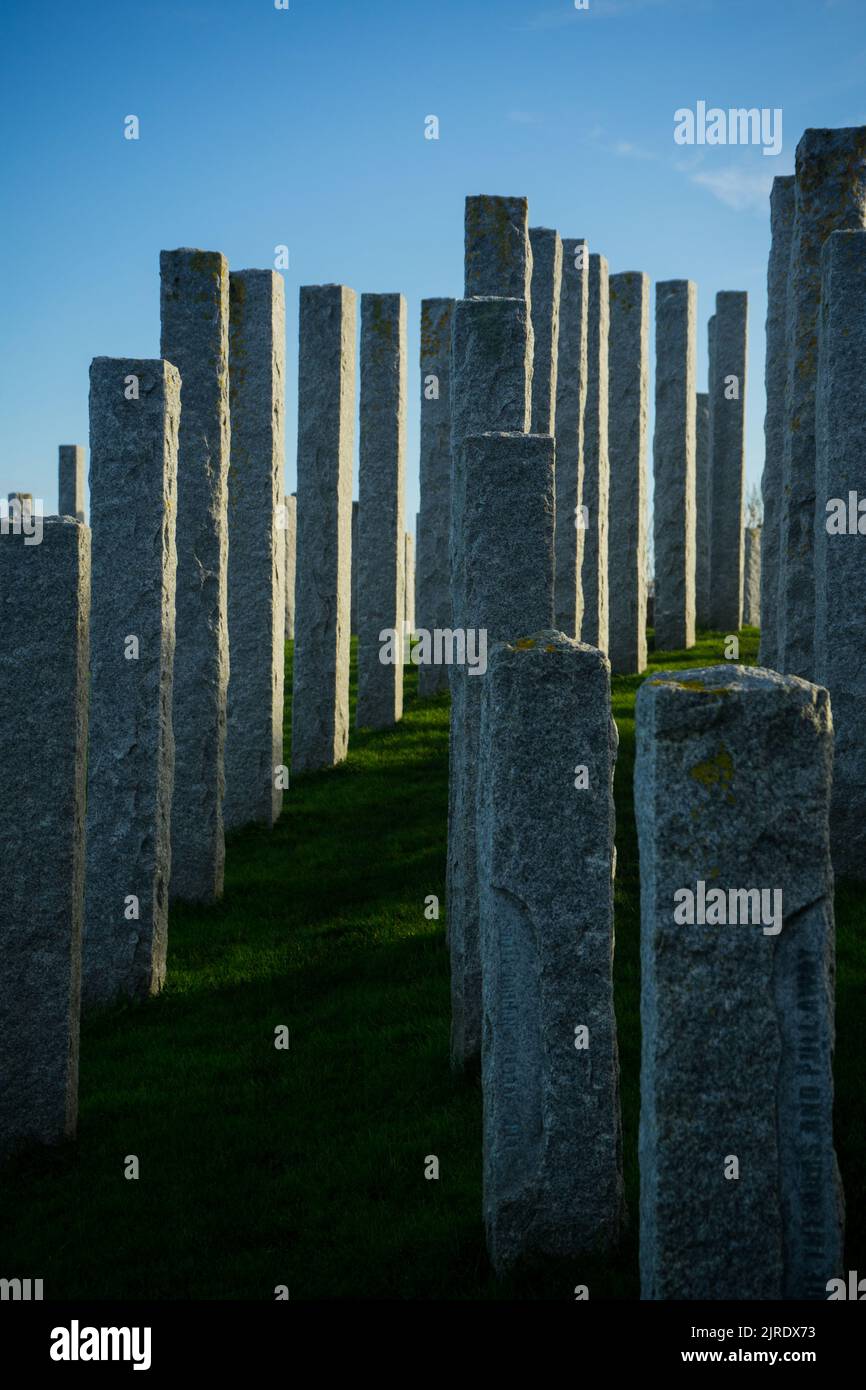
(284, 494, 297, 641)
(694, 391, 711, 628)
(759, 175, 795, 671)
(159, 248, 230, 903)
(653, 279, 697, 652)
(417, 297, 454, 696)
(709, 290, 748, 632)
(581, 253, 610, 653)
(529, 227, 562, 436)
(554, 238, 589, 639)
(464, 195, 532, 300)
(478, 630, 624, 1274)
(291, 284, 356, 773)
(635, 664, 843, 1300)
(744, 524, 761, 627)
(58, 445, 85, 522)
(0, 518, 90, 1161)
(83, 358, 180, 1009)
(608, 270, 649, 675)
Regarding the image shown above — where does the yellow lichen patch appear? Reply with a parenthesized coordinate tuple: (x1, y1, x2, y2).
(544, 643, 557, 652)
(514, 638, 536, 650)
(648, 678, 732, 695)
(690, 747, 734, 792)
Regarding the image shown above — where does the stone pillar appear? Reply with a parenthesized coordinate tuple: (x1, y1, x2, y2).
(356, 293, 407, 730)
(529, 227, 562, 434)
(695, 391, 711, 628)
(608, 270, 649, 674)
(554, 238, 589, 638)
(779, 128, 866, 680)
(417, 297, 454, 696)
(404, 531, 415, 635)
(284, 493, 297, 641)
(59, 445, 85, 521)
(224, 270, 285, 831)
(7, 492, 33, 520)
(350, 499, 359, 635)
(83, 358, 179, 1007)
(464, 195, 532, 300)
(653, 279, 697, 651)
(0, 518, 90, 1160)
(160, 248, 230, 902)
(452, 432, 555, 1072)
(760, 177, 795, 670)
(636, 665, 843, 1300)
(581, 253, 610, 652)
(292, 285, 356, 771)
(709, 291, 748, 632)
(815, 227, 866, 877)
(479, 628, 624, 1273)
(744, 525, 761, 626)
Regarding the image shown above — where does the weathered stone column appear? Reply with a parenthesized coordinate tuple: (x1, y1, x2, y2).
(709, 291, 748, 632)
(404, 531, 415, 635)
(744, 525, 761, 626)
(0, 518, 90, 1160)
(83, 358, 179, 1007)
(815, 228, 866, 877)
(350, 499, 359, 635)
(529, 227, 562, 434)
(695, 391, 711, 628)
(760, 176, 795, 670)
(554, 238, 589, 638)
(284, 493, 297, 641)
(356, 293, 407, 730)
(581, 253, 610, 652)
(608, 270, 649, 674)
(479, 629, 624, 1274)
(160, 248, 230, 902)
(452, 432, 555, 1072)
(779, 128, 866, 679)
(224, 270, 285, 830)
(292, 285, 356, 771)
(653, 279, 697, 651)
(59, 445, 85, 521)
(636, 665, 843, 1300)
(464, 195, 532, 299)
(417, 298, 454, 695)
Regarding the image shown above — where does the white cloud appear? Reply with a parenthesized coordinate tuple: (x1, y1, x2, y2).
(691, 167, 775, 213)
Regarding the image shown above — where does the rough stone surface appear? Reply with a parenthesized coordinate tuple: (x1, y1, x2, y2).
(224, 270, 285, 830)
(59, 445, 85, 521)
(450, 433, 555, 1073)
(760, 177, 795, 670)
(357, 293, 407, 730)
(744, 525, 761, 626)
(779, 128, 866, 679)
(695, 391, 711, 628)
(529, 227, 562, 435)
(814, 229, 866, 877)
(292, 285, 356, 771)
(83, 359, 179, 1009)
(608, 270, 649, 674)
(635, 664, 844, 1300)
(350, 499, 359, 635)
(404, 531, 415, 634)
(580, 254, 610, 651)
(160, 248, 230, 902)
(554, 238, 589, 638)
(479, 630, 625, 1273)
(284, 494, 296, 641)
(0, 518, 90, 1160)
(464, 195, 532, 300)
(709, 291, 748, 631)
(653, 280, 697, 651)
(417, 298, 454, 694)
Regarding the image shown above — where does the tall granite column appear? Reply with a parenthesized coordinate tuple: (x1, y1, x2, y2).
(224, 270, 285, 830)
(417, 297, 454, 695)
(760, 176, 795, 670)
(554, 238, 589, 638)
(581, 253, 610, 652)
(608, 270, 649, 674)
(284, 493, 297, 641)
(709, 291, 748, 632)
(160, 248, 230, 902)
(636, 665, 843, 1300)
(779, 127, 866, 679)
(83, 358, 179, 1007)
(0, 518, 90, 1160)
(479, 630, 624, 1274)
(814, 228, 866, 877)
(529, 227, 562, 434)
(404, 531, 415, 635)
(464, 195, 532, 300)
(350, 499, 359, 635)
(653, 279, 697, 651)
(292, 285, 356, 771)
(695, 392, 711, 628)
(744, 525, 761, 626)
(356, 293, 407, 730)
(59, 445, 85, 521)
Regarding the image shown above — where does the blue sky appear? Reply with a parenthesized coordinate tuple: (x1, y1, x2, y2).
(2, 0, 864, 528)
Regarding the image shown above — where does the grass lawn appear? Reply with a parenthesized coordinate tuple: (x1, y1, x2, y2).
(1, 629, 863, 1300)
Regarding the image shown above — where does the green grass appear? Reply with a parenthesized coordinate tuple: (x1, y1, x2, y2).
(1, 630, 863, 1300)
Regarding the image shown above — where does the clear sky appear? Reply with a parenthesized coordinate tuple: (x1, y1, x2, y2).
(2, 0, 864, 530)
